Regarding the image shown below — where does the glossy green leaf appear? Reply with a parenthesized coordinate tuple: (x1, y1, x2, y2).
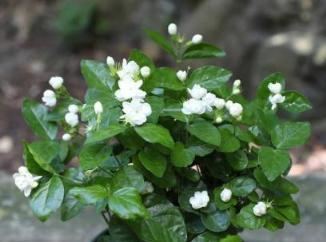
(183, 43, 225, 59)
(201, 209, 230, 232)
(187, 66, 232, 90)
(220, 235, 243, 242)
(191, 232, 221, 242)
(22, 99, 57, 140)
(236, 204, 266, 229)
(108, 216, 141, 241)
(281, 91, 312, 113)
(86, 124, 127, 144)
(271, 122, 311, 149)
(67, 185, 107, 205)
(145, 29, 175, 57)
(30, 176, 64, 221)
(129, 49, 155, 69)
(146, 96, 164, 123)
(138, 148, 167, 177)
(229, 177, 256, 197)
(80, 143, 112, 170)
(217, 128, 240, 153)
(135, 123, 175, 149)
(226, 150, 248, 171)
(171, 142, 195, 167)
(110, 166, 145, 193)
(187, 120, 221, 146)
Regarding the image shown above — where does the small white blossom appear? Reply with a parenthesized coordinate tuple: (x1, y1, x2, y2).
(215, 116, 223, 123)
(188, 84, 207, 99)
(168, 23, 177, 35)
(192, 34, 203, 44)
(140, 66, 151, 78)
(13, 166, 42, 197)
(269, 93, 286, 110)
(114, 79, 146, 101)
(176, 70, 187, 82)
(106, 56, 115, 66)
(220, 188, 232, 202)
(62, 133, 72, 141)
(182, 98, 206, 115)
(68, 104, 79, 113)
(229, 103, 243, 118)
(225, 100, 234, 110)
(232, 79, 241, 95)
(202, 93, 217, 112)
(65, 112, 79, 127)
(42, 89, 57, 107)
(94, 101, 103, 115)
(214, 98, 226, 110)
(117, 59, 139, 79)
(189, 191, 210, 210)
(268, 82, 282, 94)
(253, 201, 268, 217)
(121, 99, 152, 126)
(49, 76, 64, 89)
(233, 79, 241, 88)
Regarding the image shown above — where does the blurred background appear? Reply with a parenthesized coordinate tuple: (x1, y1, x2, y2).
(0, 0, 325, 241)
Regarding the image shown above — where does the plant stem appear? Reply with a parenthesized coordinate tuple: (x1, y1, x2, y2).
(101, 211, 110, 228)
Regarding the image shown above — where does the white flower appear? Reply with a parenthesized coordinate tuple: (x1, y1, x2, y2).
(215, 116, 223, 123)
(13, 166, 42, 197)
(202, 93, 217, 112)
(42, 89, 56, 107)
(68, 104, 79, 113)
(65, 112, 79, 127)
(269, 93, 286, 110)
(182, 98, 206, 115)
(192, 34, 203, 44)
(168, 23, 177, 35)
(94, 101, 103, 115)
(121, 99, 152, 126)
(233, 79, 241, 88)
(49, 76, 63, 89)
(117, 59, 139, 79)
(140, 66, 151, 78)
(114, 79, 146, 101)
(229, 103, 243, 117)
(225, 100, 234, 110)
(176, 70, 187, 82)
(253, 201, 268, 217)
(232, 79, 241, 95)
(220, 188, 232, 202)
(189, 191, 210, 209)
(214, 98, 226, 110)
(188, 84, 207, 99)
(62, 133, 71, 141)
(268, 82, 282, 94)
(106, 56, 115, 66)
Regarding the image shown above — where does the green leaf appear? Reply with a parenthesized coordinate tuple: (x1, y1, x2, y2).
(138, 148, 167, 177)
(146, 96, 164, 123)
(183, 43, 225, 59)
(67, 185, 108, 205)
(213, 187, 237, 210)
(145, 29, 175, 57)
(86, 124, 127, 144)
(61, 191, 85, 221)
(80, 60, 116, 90)
(217, 128, 240, 153)
(236, 204, 266, 229)
(171, 142, 195, 167)
(22, 99, 57, 140)
(30, 176, 64, 221)
(226, 150, 248, 171)
(229, 176, 256, 197)
(257, 73, 285, 100)
(276, 204, 300, 225)
(144, 67, 185, 91)
(135, 123, 175, 149)
(129, 49, 155, 69)
(110, 166, 145, 193)
(271, 121, 311, 149)
(108, 187, 148, 220)
(129, 194, 187, 242)
(28, 141, 61, 173)
(220, 235, 243, 242)
(80, 143, 112, 170)
(201, 209, 230, 232)
(187, 120, 221, 146)
(23, 142, 47, 175)
(281, 91, 312, 113)
(258, 147, 291, 181)
(187, 66, 232, 90)
(108, 216, 141, 241)
(161, 102, 189, 122)
(191, 232, 221, 242)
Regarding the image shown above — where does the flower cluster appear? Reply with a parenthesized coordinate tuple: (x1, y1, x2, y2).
(111, 57, 152, 126)
(268, 82, 285, 110)
(13, 166, 42, 197)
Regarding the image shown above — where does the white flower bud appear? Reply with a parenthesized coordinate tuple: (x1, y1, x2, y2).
(168, 23, 177, 35)
(176, 70, 187, 82)
(268, 82, 282, 94)
(68, 104, 79, 113)
(269, 93, 286, 110)
(13, 166, 42, 197)
(225, 100, 234, 110)
(182, 99, 206, 115)
(189, 191, 210, 210)
(215, 116, 223, 123)
(49, 76, 64, 89)
(220, 188, 232, 202)
(43, 89, 55, 97)
(106, 56, 115, 66)
(233, 79, 241, 88)
(214, 98, 226, 110)
(62, 133, 71, 141)
(42, 90, 56, 107)
(94, 101, 103, 115)
(187, 84, 207, 99)
(232, 79, 241, 95)
(253, 201, 268, 217)
(229, 103, 243, 117)
(192, 34, 203, 44)
(140, 66, 151, 78)
(65, 112, 79, 127)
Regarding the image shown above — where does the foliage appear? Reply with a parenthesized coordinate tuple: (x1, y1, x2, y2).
(20, 24, 312, 242)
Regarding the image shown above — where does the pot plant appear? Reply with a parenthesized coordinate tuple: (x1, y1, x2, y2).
(14, 23, 312, 242)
